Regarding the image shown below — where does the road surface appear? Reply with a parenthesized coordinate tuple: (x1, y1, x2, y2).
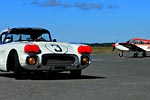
(0, 53, 150, 100)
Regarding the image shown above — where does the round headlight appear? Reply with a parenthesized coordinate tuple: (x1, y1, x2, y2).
(28, 57, 36, 65)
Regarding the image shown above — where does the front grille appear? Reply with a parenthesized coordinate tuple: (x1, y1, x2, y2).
(42, 54, 77, 66)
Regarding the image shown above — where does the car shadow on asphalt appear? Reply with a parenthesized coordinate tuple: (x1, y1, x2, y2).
(116, 55, 150, 59)
(0, 72, 106, 80)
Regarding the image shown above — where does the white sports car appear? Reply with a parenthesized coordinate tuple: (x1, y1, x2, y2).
(0, 27, 92, 79)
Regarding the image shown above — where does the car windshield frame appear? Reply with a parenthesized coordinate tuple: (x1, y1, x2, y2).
(0, 28, 52, 43)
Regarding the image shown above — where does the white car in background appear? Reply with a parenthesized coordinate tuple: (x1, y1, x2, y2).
(0, 27, 92, 79)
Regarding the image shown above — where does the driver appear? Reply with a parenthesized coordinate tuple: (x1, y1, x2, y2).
(35, 36, 42, 41)
(30, 35, 42, 41)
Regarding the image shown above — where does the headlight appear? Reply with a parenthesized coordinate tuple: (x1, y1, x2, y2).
(26, 56, 38, 65)
(81, 56, 90, 65)
(28, 57, 36, 65)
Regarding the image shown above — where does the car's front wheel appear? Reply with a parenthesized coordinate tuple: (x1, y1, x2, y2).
(14, 54, 23, 79)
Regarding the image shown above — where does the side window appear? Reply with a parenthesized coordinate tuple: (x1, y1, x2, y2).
(133, 40, 138, 44)
(139, 41, 144, 44)
(13, 34, 20, 41)
(147, 42, 150, 44)
(22, 34, 30, 41)
(41, 34, 51, 41)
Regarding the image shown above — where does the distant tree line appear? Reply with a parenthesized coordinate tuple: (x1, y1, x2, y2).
(84, 43, 114, 47)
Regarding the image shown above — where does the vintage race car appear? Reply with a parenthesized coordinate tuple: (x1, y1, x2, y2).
(0, 27, 92, 79)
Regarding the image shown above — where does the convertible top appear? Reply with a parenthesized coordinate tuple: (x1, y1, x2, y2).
(0, 27, 50, 35)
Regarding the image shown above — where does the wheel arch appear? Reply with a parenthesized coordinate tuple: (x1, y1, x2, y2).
(7, 49, 19, 71)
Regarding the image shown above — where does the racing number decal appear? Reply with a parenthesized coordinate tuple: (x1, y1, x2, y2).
(51, 44, 62, 52)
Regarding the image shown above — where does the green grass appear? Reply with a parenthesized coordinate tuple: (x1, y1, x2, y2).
(91, 46, 114, 54)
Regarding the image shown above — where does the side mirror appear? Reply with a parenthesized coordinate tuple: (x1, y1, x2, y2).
(5, 37, 12, 43)
(53, 39, 57, 42)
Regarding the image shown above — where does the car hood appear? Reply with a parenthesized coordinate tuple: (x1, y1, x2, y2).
(26, 42, 71, 54)
(11, 41, 79, 54)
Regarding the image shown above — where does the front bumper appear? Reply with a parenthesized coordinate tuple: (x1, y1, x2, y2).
(21, 54, 89, 71)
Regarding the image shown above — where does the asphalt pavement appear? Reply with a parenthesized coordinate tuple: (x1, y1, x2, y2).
(0, 53, 150, 100)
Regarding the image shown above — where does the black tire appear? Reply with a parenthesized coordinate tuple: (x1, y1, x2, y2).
(142, 52, 146, 57)
(70, 70, 82, 77)
(119, 53, 123, 57)
(14, 54, 23, 79)
(133, 53, 138, 58)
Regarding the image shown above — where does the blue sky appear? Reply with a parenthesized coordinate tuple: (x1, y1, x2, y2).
(0, 0, 150, 43)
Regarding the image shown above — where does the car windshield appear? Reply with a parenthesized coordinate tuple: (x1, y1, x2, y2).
(1, 28, 52, 43)
(5, 33, 51, 41)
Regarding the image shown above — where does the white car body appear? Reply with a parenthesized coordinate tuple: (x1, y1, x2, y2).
(0, 27, 92, 79)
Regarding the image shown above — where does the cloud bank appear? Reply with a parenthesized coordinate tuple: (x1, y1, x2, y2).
(32, 0, 118, 10)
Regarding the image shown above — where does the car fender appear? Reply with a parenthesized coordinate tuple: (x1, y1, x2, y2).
(0, 43, 26, 71)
